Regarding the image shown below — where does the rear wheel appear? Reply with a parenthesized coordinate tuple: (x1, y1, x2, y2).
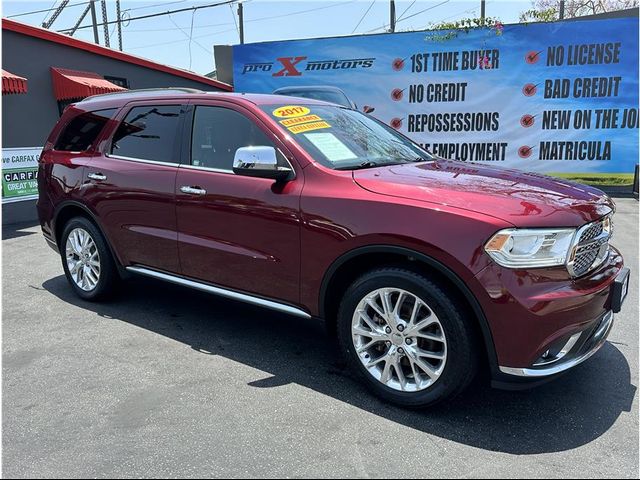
(337, 268, 477, 408)
(60, 217, 119, 301)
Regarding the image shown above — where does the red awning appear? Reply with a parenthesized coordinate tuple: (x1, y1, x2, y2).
(2, 69, 28, 94)
(50, 67, 127, 101)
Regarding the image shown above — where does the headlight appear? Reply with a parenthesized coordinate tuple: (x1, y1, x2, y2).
(484, 228, 576, 268)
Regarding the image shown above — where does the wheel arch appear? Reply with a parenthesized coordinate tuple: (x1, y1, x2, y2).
(319, 245, 499, 376)
(53, 201, 126, 276)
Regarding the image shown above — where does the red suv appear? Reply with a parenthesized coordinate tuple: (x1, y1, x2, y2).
(38, 89, 630, 407)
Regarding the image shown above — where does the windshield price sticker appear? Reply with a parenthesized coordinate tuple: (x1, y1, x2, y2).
(287, 120, 331, 134)
(272, 105, 311, 118)
(303, 132, 357, 161)
(279, 114, 323, 127)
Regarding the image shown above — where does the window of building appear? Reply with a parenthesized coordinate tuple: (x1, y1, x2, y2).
(104, 76, 130, 89)
(111, 105, 182, 163)
(54, 108, 117, 152)
(190, 106, 285, 171)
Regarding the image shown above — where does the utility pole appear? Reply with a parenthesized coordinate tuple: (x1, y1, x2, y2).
(559, 0, 565, 19)
(68, 3, 92, 36)
(237, 2, 244, 44)
(389, 0, 396, 32)
(480, 0, 486, 21)
(116, 0, 123, 50)
(100, 0, 110, 47)
(89, 0, 100, 44)
(42, 0, 70, 29)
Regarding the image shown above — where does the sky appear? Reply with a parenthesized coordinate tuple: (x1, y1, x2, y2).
(2, 0, 532, 75)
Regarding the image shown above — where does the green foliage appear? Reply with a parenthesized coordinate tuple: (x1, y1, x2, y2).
(519, 7, 558, 23)
(550, 173, 635, 186)
(425, 16, 504, 42)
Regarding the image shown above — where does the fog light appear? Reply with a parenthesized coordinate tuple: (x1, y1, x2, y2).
(534, 332, 582, 366)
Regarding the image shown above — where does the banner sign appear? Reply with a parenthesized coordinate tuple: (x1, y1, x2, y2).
(2, 147, 41, 203)
(233, 16, 639, 180)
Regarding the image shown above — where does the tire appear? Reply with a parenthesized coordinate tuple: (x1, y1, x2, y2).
(60, 216, 119, 301)
(336, 268, 478, 408)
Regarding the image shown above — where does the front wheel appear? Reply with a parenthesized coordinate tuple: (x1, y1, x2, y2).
(337, 268, 478, 408)
(60, 217, 119, 301)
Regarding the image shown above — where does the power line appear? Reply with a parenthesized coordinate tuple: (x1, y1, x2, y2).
(352, 0, 376, 34)
(121, 20, 233, 33)
(398, 0, 451, 23)
(437, 6, 479, 23)
(229, 3, 239, 36)
(7, 1, 90, 19)
(396, 0, 418, 22)
(167, 12, 211, 65)
(126, 0, 188, 12)
(121, 0, 356, 33)
(58, 0, 240, 33)
(126, 26, 238, 51)
(41, 0, 60, 25)
(244, 0, 357, 25)
(365, 0, 451, 33)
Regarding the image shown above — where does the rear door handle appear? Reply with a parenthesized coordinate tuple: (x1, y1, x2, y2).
(180, 186, 207, 196)
(87, 173, 107, 181)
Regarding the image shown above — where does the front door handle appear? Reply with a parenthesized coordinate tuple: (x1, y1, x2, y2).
(87, 173, 107, 181)
(180, 186, 207, 196)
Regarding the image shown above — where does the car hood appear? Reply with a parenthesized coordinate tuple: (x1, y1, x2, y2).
(352, 160, 614, 228)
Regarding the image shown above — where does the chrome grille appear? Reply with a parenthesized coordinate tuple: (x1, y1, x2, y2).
(579, 222, 603, 243)
(567, 216, 612, 277)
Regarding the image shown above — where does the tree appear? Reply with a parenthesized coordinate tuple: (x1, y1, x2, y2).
(520, 0, 639, 22)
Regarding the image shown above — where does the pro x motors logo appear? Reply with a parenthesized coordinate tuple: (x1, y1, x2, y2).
(242, 56, 375, 75)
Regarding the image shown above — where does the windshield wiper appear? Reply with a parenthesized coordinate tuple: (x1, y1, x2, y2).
(336, 161, 380, 171)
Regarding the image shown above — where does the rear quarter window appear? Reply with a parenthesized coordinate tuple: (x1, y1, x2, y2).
(54, 109, 117, 152)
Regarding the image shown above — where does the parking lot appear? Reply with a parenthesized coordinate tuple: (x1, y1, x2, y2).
(2, 198, 638, 478)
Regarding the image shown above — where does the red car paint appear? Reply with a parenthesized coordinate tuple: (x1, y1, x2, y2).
(37, 91, 625, 384)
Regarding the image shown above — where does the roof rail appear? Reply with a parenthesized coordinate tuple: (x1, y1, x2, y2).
(82, 87, 205, 102)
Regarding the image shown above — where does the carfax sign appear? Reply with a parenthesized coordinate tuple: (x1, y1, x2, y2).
(233, 16, 639, 183)
(2, 147, 40, 202)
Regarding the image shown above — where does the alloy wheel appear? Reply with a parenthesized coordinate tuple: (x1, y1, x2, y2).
(65, 227, 101, 291)
(351, 287, 448, 392)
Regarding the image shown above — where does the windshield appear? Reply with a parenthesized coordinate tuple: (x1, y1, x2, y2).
(276, 89, 352, 108)
(261, 104, 435, 170)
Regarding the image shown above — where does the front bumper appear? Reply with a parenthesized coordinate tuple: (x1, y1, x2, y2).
(474, 245, 627, 387)
(498, 309, 614, 378)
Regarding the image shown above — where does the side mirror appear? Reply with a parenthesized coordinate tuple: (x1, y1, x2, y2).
(232, 146, 293, 182)
(363, 105, 375, 114)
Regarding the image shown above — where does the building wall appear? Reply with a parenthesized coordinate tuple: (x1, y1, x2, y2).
(2, 29, 225, 148)
(2, 29, 226, 224)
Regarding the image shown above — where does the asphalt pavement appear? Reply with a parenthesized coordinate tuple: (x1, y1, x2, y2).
(2, 198, 638, 478)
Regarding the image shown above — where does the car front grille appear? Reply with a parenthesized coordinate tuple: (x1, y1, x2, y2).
(579, 221, 604, 243)
(568, 216, 612, 277)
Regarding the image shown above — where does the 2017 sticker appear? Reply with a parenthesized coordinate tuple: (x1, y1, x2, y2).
(273, 105, 311, 118)
(287, 120, 331, 134)
(279, 114, 323, 127)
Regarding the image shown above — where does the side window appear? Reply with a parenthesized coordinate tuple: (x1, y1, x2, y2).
(190, 106, 286, 171)
(54, 108, 116, 152)
(111, 105, 182, 163)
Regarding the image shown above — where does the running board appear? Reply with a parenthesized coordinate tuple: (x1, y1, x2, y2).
(126, 266, 311, 319)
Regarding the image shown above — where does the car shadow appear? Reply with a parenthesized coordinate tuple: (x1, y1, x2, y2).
(42, 274, 636, 455)
(2, 221, 40, 241)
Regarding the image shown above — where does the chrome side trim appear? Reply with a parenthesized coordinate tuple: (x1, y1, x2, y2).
(107, 154, 181, 167)
(180, 164, 233, 174)
(126, 266, 311, 319)
(499, 311, 614, 377)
